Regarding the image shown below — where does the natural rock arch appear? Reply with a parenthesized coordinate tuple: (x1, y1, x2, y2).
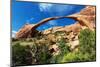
(16, 14, 94, 39)
(31, 14, 93, 31)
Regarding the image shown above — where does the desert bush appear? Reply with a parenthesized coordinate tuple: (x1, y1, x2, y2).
(50, 38, 70, 63)
(61, 29, 96, 63)
(61, 52, 91, 63)
(12, 43, 33, 66)
(12, 29, 96, 65)
(31, 44, 52, 64)
(79, 29, 96, 61)
(12, 42, 52, 65)
(58, 38, 70, 55)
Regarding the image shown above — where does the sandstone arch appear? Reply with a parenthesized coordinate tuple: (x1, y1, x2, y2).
(31, 14, 94, 31)
(16, 14, 94, 39)
(16, 5, 96, 39)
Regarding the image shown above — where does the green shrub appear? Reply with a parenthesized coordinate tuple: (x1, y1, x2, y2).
(12, 43, 52, 65)
(32, 44, 52, 64)
(50, 38, 70, 63)
(57, 38, 70, 56)
(79, 29, 96, 61)
(61, 52, 92, 63)
(61, 29, 96, 63)
(12, 29, 96, 65)
(12, 43, 32, 66)
(61, 52, 79, 62)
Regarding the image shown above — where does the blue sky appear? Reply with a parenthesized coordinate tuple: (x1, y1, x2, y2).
(12, 0, 85, 36)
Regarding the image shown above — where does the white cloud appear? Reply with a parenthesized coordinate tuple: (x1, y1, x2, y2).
(48, 20, 57, 26)
(12, 30, 17, 38)
(38, 3, 74, 16)
(39, 3, 53, 12)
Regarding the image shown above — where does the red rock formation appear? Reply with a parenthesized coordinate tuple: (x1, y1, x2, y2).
(43, 6, 96, 34)
(78, 6, 96, 30)
(16, 6, 96, 39)
(42, 6, 96, 50)
(16, 24, 38, 39)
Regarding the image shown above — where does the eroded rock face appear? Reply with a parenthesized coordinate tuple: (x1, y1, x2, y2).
(78, 6, 96, 30)
(80, 6, 96, 16)
(16, 24, 39, 39)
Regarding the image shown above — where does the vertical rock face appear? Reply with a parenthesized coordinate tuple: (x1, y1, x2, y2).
(15, 6, 96, 39)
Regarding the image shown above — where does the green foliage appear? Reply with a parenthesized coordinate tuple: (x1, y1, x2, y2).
(79, 29, 96, 61)
(12, 29, 96, 65)
(32, 44, 52, 64)
(61, 52, 79, 62)
(61, 29, 96, 63)
(12, 42, 52, 65)
(50, 38, 70, 63)
(58, 38, 70, 55)
(12, 43, 32, 66)
(61, 52, 92, 63)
